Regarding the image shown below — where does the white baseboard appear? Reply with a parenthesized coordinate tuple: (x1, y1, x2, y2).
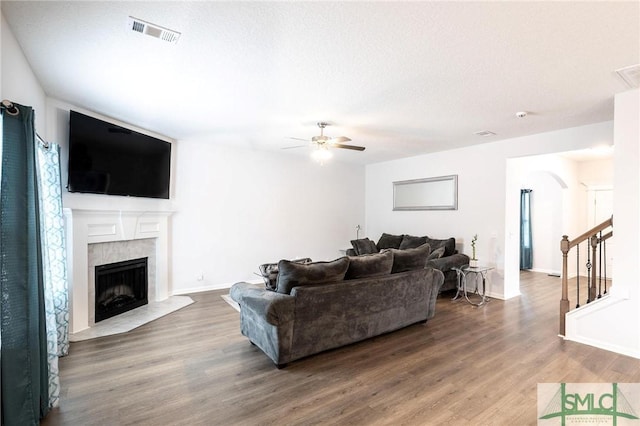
(529, 268, 561, 276)
(563, 334, 640, 360)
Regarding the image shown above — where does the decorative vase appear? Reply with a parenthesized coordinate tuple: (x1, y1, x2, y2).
(469, 259, 479, 268)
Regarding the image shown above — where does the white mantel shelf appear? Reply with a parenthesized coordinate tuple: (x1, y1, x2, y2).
(64, 208, 174, 334)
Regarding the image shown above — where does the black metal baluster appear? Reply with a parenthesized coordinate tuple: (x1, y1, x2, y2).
(603, 239, 608, 295)
(598, 231, 602, 298)
(586, 240, 592, 304)
(576, 244, 580, 308)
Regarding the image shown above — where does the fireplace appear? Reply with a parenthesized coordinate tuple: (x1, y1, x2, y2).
(95, 257, 148, 322)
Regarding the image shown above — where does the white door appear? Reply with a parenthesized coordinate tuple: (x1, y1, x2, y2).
(587, 188, 613, 278)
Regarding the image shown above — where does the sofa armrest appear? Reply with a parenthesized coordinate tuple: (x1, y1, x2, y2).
(230, 282, 295, 326)
(424, 267, 445, 319)
(426, 253, 470, 272)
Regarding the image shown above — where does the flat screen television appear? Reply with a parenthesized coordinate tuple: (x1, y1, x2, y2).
(67, 111, 171, 199)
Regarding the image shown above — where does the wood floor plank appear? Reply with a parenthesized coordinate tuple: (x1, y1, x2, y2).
(41, 272, 640, 425)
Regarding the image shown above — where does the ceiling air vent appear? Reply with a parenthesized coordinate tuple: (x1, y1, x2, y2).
(615, 64, 640, 89)
(127, 16, 181, 44)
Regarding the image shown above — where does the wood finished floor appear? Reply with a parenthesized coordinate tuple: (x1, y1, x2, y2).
(42, 272, 639, 425)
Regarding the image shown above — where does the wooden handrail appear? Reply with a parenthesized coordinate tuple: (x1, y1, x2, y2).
(567, 216, 613, 249)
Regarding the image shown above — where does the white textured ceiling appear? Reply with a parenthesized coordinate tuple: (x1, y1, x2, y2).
(2, 1, 638, 164)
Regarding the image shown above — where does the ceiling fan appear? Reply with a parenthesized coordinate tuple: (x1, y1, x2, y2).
(284, 122, 365, 163)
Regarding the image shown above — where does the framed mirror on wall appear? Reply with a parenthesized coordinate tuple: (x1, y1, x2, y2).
(393, 175, 458, 211)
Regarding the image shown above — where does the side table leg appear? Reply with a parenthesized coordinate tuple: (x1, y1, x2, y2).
(452, 270, 463, 301)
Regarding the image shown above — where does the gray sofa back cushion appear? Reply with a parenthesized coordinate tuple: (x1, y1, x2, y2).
(259, 258, 312, 291)
(399, 234, 428, 250)
(276, 257, 350, 294)
(350, 238, 379, 255)
(345, 251, 393, 280)
(426, 236, 456, 257)
(387, 242, 431, 273)
(376, 233, 404, 250)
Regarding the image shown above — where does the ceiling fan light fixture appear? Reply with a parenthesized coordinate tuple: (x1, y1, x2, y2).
(311, 145, 333, 164)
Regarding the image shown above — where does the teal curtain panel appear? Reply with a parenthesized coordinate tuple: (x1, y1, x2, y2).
(0, 102, 68, 425)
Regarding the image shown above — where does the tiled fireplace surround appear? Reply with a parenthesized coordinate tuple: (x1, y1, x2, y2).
(64, 209, 172, 335)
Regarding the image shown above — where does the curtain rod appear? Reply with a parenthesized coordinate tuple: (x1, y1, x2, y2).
(2, 99, 50, 149)
(36, 132, 50, 149)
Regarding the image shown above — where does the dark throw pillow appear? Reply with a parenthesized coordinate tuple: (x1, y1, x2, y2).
(399, 234, 428, 250)
(258, 262, 279, 290)
(276, 257, 350, 294)
(425, 237, 456, 257)
(427, 246, 445, 260)
(350, 238, 379, 255)
(345, 251, 393, 280)
(376, 233, 404, 250)
(259, 257, 312, 291)
(388, 243, 431, 273)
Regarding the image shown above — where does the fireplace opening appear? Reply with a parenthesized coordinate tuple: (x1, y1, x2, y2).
(95, 257, 148, 322)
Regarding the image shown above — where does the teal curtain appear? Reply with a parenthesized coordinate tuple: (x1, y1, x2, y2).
(520, 189, 533, 270)
(1, 102, 68, 424)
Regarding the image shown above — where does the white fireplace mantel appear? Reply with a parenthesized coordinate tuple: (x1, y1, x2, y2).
(64, 208, 173, 334)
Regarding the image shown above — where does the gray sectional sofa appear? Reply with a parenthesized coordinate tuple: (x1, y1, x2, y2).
(230, 250, 445, 367)
(347, 233, 469, 292)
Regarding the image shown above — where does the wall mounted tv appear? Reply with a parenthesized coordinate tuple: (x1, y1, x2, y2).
(67, 111, 171, 199)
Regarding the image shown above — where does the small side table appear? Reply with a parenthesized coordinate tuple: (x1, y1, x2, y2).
(452, 266, 493, 307)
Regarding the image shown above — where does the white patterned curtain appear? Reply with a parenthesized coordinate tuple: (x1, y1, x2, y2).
(36, 141, 69, 407)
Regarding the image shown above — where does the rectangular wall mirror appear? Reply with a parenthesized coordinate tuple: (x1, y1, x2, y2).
(393, 175, 458, 210)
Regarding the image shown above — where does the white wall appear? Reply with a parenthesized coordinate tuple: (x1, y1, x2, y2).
(366, 121, 613, 299)
(566, 89, 640, 359)
(1, 13, 46, 130)
(578, 158, 613, 187)
(171, 138, 365, 293)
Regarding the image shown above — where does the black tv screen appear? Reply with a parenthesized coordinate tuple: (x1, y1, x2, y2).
(67, 111, 171, 199)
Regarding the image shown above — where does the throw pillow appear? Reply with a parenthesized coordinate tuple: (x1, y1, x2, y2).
(345, 251, 393, 280)
(376, 233, 404, 250)
(427, 246, 445, 260)
(350, 238, 378, 255)
(399, 234, 428, 250)
(276, 257, 350, 294)
(258, 262, 279, 290)
(259, 257, 312, 291)
(387, 243, 431, 273)
(425, 237, 456, 257)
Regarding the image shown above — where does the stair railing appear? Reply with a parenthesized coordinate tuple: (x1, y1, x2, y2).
(559, 216, 613, 336)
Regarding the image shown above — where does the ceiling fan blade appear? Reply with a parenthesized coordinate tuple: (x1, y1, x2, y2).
(333, 143, 366, 151)
(288, 137, 310, 142)
(281, 144, 309, 150)
(330, 136, 352, 143)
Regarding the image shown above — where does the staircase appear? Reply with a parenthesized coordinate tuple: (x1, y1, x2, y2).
(558, 216, 613, 336)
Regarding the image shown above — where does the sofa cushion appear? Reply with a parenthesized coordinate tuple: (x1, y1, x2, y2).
(425, 237, 456, 257)
(276, 257, 350, 294)
(259, 258, 312, 291)
(376, 233, 404, 250)
(387, 243, 431, 273)
(399, 234, 428, 250)
(427, 247, 446, 260)
(350, 238, 379, 255)
(345, 251, 393, 280)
